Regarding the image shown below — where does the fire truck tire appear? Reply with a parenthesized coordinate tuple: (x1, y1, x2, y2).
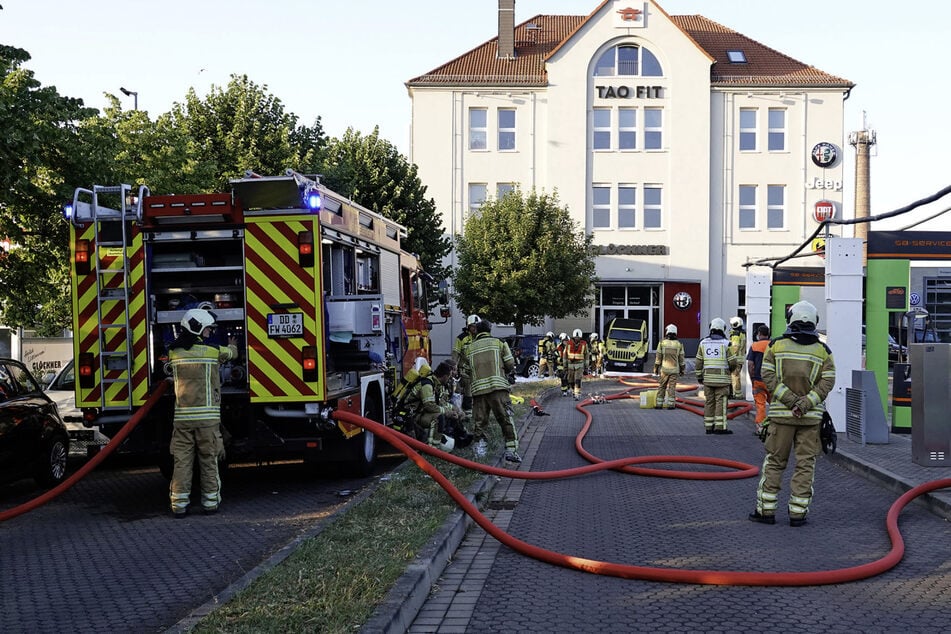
(349, 394, 382, 476)
(34, 432, 70, 487)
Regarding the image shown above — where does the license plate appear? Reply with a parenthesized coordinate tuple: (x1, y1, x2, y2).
(267, 313, 303, 338)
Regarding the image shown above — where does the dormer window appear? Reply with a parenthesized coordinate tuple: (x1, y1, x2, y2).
(594, 44, 663, 77)
(727, 50, 747, 63)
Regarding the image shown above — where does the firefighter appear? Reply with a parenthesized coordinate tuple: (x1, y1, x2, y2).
(556, 332, 570, 396)
(564, 328, 590, 401)
(750, 301, 835, 527)
(729, 316, 747, 399)
(588, 332, 604, 376)
(451, 315, 481, 424)
(695, 317, 741, 434)
(403, 359, 471, 451)
(746, 324, 772, 435)
(537, 332, 556, 378)
(168, 308, 237, 517)
(652, 324, 685, 410)
(467, 319, 521, 463)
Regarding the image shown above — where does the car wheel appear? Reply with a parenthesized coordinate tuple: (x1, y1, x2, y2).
(34, 433, 70, 487)
(525, 362, 540, 378)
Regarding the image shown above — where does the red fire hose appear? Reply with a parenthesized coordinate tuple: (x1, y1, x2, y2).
(0, 380, 169, 523)
(334, 391, 951, 586)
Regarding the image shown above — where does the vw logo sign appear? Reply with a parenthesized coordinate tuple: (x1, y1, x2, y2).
(811, 142, 838, 167)
(672, 291, 692, 310)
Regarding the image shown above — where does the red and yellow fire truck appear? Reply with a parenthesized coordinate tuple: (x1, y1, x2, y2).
(67, 170, 436, 474)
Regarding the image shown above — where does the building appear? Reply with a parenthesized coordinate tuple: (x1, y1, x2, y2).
(407, 0, 852, 357)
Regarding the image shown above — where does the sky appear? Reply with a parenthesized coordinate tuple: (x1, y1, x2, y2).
(4, 0, 951, 232)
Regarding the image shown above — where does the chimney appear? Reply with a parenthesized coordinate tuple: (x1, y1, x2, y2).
(498, 0, 516, 59)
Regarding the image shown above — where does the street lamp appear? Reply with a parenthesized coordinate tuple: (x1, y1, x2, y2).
(119, 87, 138, 110)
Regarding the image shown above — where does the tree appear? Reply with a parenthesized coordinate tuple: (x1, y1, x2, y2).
(164, 74, 326, 191)
(319, 127, 451, 283)
(0, 45, 99, 333)
(453, 189, 597, 334)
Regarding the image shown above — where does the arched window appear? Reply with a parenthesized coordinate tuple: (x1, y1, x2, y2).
(593, 44, 663, 77)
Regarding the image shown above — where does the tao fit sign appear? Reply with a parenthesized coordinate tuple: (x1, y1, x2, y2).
(814, 200, 835, 223)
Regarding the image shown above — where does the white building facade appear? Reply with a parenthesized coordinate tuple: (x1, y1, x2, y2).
(407, 0, 852, 358)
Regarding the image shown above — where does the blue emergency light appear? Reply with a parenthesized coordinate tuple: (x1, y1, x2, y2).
(304, 187, 322, 211)
(63, 203, 74, 221)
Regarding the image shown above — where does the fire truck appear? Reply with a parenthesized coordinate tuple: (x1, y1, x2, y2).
(67, 170, 437, 475)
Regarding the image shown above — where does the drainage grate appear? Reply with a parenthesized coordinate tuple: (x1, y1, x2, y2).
(486, 499, 518, 510)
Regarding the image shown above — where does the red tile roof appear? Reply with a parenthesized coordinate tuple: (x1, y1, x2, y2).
(407, 13, 853, 89)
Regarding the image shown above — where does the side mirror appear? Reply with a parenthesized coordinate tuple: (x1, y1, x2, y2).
(440, 307, 451, 318)
(437, 291, 449, 305)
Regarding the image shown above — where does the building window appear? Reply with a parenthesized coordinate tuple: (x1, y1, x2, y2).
(619, 108, 637, 150)
(767, 185, 785, 229)
(592, 185, 611, 229)
(498, 108, 516, 151)
(593, 108, 612, 150)
(644, 108, 663, 150)
(727, 50, 747, 63)
(468, 183, 487, 218)
(497, 182, 515, 199)
(469, 108, 487, 150)
(593, 44, 663, 77)
(739, 185, 757, 229)
(768, 108, 786, 151)
(618, 185, 636, 229)
(739, 108, 757, 151)
(644, 186, 662, 229)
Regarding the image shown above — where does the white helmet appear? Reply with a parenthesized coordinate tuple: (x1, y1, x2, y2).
(665, 323, 678, 336)
(572, 328, 583, 339)
(181, 308, 217, 336)
(730, 316, 744, 329)
(435, 433, 455, 453)
(709, 317, 727, 333)
(559, 332, 568, 341)
(546, 331, 555, 338)
(466, 314, 482, 326)
(589, 332, 599, 342)
(787, 300, 819, 326)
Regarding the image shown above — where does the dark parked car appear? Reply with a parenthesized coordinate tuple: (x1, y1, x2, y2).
(502, 334, 544, 378)
(0, 358, 70, 487)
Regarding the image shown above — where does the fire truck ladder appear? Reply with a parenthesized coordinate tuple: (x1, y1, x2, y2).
(71, 184, 148, 410)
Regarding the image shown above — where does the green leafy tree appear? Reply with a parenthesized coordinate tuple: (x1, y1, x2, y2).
(319, 127, 451, 282)
(0, 45, 99, 333)
(454, 189, 597, 334)
(165, 74, 326, 191)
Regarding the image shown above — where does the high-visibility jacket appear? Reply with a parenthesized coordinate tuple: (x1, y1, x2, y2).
(653, 337, 685, 375)
(452, 331, 475, 378)
(729, 329, 747, 358)
(467, 333, 515, 396)
(762, 335, 836, 424)
(695, 334, 739, 387)
(169, 340, 238, 426)
(563, 338, 589, 369)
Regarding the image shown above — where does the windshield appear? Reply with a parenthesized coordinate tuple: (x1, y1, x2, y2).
(609, 329, 643, 342)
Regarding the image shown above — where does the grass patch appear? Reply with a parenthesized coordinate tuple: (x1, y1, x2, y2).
(194, 379, 556, 633)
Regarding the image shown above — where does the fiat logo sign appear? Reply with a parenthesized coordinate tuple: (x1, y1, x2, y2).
(814, 200, 835, 223)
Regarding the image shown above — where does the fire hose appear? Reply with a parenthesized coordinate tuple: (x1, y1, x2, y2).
(334, 387, 951, 586)
(0, 380, 169, 523)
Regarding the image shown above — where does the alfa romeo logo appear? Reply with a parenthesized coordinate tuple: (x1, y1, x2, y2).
(811, 142, 838, 167)
(672, 292, 692, 310)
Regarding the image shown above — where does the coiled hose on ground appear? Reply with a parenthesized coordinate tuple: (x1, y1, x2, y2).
(334, 380, 951, 586)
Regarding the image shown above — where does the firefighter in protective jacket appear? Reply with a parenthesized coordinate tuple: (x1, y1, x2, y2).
(653, 324, 685, 409)
(168, 308, 237, 517)
(695, 317, 742, 434)
(729, 316, 747, 399)
(404, 359, 472, 451)
(749, 301, 835, 527)
(563, 329, 590, 400)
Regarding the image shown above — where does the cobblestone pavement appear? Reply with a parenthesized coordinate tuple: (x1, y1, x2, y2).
(404, 378, 951, 633)
(0, 456, 397, 634)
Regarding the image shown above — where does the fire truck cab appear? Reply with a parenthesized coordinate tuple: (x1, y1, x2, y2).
(67, 170, 435, 475)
